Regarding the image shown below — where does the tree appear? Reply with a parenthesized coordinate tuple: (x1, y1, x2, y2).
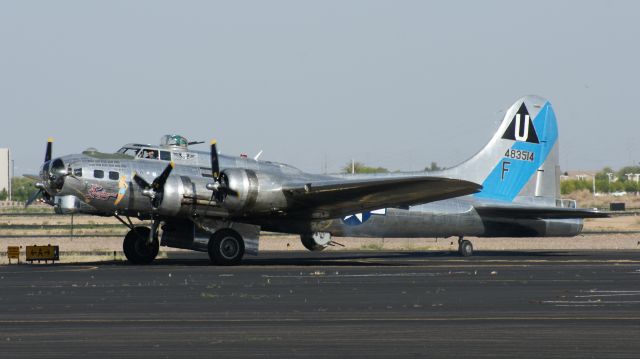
(10, 177, 36, 202)
(617, 166, 640, 182)
(341, 161, 389, 174)
(424, 162, 443, 172)
(0, 188, 7, 201)
(560, 180, 576, 195)
(595, 167, 614, 182)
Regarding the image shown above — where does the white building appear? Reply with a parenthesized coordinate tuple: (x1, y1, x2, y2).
(0, 149, 10, 198)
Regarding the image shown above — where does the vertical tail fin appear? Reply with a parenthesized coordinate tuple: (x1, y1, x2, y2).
(443, 95, 560, 204)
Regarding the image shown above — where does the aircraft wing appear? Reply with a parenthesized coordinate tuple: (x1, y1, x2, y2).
(282, 176, 482, 219)
(474, 205, 610, 219)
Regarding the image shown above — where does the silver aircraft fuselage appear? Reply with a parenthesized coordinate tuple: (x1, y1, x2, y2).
(48, 145, 581, 240)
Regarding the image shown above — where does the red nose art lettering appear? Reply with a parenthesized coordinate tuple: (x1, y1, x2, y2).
(87, 184, 118, 201)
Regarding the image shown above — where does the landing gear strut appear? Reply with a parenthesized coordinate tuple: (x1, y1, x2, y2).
(208, 229, 245, 266)
(457, 236, 473, 257)
(123, 226, 159, 264)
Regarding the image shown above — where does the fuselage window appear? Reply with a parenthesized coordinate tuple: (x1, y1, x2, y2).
(160, 151, 171, 161)
(109, 171, 119, 180)
(94, 170, 104, 179)
(141, 149, 158, 160)
(73, 168, 83, 177)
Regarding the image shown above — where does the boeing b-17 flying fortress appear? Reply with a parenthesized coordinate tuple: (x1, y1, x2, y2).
(24, 95, 607, 265)
(4, 2, 639, 357)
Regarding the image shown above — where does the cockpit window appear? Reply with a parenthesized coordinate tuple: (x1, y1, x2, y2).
(160, 151, 171, 161)
(117, 147, 140, 157)
(140, 149, 158, 160)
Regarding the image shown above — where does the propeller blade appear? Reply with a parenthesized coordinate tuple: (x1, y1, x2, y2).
(152, 162, 174, 191)
(45, 138, 53, 162)
(25, 189, 43, 207)
(219, 186, 238, 197)
(210, 140, 219, 178)
(132, 172, 151, 189)
(220, 173, 239, 197)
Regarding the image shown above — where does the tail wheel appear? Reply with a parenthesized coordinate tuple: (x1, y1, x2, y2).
(208, 229, 245, 266)
(458, 239, 473, 257)
(300, 234, 327, 251)
(123, 226, 159, 264)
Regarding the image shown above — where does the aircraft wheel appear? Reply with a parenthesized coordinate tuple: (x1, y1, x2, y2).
(300, 234, 328, 251)
(458, 239, 473, 257)
(123, 226, 159, 264)
(208, 229, 245, 266)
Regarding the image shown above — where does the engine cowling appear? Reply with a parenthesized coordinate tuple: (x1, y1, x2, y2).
(219, 168, 287, 214)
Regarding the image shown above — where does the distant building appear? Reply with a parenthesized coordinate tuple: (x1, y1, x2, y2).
(560, 170, 598, 182)
(0, 149, 9, 196)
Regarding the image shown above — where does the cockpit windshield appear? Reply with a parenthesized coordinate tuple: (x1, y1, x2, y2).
(117, 147, 140, 157)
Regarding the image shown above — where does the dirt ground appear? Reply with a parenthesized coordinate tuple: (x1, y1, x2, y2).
(2, 215, 640, 264)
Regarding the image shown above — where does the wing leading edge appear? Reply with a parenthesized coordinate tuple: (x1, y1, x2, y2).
(282, 176, 482, 219)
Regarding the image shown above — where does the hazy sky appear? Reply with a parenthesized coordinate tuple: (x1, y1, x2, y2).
(2, 1, 639, 175)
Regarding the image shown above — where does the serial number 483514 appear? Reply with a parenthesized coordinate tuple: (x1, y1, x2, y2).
(504, 149, 535, 162)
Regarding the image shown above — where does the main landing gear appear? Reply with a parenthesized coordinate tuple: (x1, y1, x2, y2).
(123, 226, 159, 264)
(457, 236, 473, 257)
(116, 215, 247, 266)
(208, 229, 245, 266)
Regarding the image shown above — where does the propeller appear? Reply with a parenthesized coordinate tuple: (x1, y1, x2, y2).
(25, 138, 55, 207)
(133, 161, 175, 210)
(206, 140, 237, 202)
(130, 161, 175, 244)
(25, 186, 45, 207)
(45, 138, 52, 162)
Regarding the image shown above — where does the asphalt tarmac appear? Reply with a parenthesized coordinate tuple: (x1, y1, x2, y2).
(0, 250, 639, 358)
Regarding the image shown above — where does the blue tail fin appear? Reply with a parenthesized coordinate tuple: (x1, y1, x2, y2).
(444, 96, 560, 204)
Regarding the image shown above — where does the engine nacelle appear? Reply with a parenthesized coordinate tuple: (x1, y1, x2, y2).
(155, 176, 185, 217)
(220, 168, 287, 214)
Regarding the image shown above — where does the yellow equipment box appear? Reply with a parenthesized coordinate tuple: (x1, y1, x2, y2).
(26, 245, 59, 262)
(7, 246, 20, 263)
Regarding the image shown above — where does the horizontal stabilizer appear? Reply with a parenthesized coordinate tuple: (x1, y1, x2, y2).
(475, 205, 610, 219)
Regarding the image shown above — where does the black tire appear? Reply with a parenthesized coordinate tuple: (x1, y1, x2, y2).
(300, 234, 327, 251)
(208, 229, 245, 266)
(123, 227, 159, 264)
(459, 240, 473, 257)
